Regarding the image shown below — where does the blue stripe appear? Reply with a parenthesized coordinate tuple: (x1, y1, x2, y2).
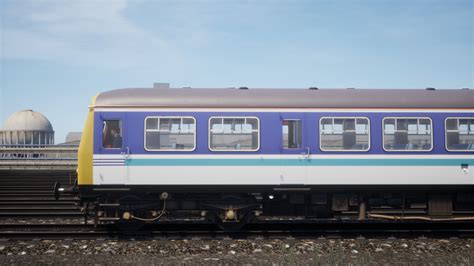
(95, 111, 474, 156)
(125, 158, 474, 167)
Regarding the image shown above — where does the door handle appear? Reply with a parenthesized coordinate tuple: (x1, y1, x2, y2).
(121, 147, 130, 159)
(301, 147, 310, 159)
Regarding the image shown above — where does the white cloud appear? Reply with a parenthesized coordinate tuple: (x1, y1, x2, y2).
(1, 0, 179, 69)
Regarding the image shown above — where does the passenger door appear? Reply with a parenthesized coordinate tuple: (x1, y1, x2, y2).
(279, 114, 308, 185)
(98, 113, 127, 185)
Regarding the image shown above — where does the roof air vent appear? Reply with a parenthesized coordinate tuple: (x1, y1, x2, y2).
(239, 87, 249, 90)
(153, 83, 170, 89)
(309, 87, 319, 90)
(426, 87, 435, 90)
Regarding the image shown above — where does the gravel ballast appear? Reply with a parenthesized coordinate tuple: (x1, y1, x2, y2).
(1, 238, 473, 264)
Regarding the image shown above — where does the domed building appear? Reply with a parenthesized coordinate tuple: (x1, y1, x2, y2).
(0, 110, 54, 145)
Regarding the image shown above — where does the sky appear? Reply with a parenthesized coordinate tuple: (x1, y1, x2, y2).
(0, 0, 473, 143)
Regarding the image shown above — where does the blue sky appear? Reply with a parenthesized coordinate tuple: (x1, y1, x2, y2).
(0, 0, 473, 143)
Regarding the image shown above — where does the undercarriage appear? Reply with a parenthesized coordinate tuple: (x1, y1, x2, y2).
(52, 184, 474, 231)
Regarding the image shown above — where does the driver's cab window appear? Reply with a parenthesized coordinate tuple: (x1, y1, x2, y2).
(102, 120, 123, 149)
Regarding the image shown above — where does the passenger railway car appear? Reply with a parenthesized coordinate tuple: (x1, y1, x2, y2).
(57, 85, 474, 229)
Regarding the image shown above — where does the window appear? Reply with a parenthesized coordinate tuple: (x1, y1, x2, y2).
(445, 118, 474, 151)
(282, 120, 302, 149)
(145, 117, 196, 151)
(102, 120, 123, 149)
(319, 117, 370, 151)
(383, 118, 432, 151)
(209, 117, 259, 151)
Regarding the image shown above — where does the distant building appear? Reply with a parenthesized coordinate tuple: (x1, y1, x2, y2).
(62, 132, 82, 146)
(0, 110, 54, 146)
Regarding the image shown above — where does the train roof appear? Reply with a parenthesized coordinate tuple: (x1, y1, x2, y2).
(94, 87, 474, 109)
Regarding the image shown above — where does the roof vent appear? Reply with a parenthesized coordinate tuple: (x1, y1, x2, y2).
(462, 88, 469, 90)
(239, 87, 249, 90)
(426, 87, 435, 90)
(347, 87, 355, 89)
(309, 87, 319, 90)
(153, 83, 170, 89)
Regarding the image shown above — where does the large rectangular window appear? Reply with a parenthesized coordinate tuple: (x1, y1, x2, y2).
(209, 117, 259, 151)
(445, 118, 474, 151)
(145, 117, 196, 151)
(282, 120, 302, 149)
(383, 117, 432, 151)
(319, 117, 370, 151)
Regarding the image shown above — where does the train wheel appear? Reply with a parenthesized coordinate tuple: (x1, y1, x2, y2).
(211, 211, 253, 232)
(116, 195, 145, 232)
(116, 219, 144, 233)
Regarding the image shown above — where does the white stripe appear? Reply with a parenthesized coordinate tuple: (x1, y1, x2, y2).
(93, 165, 473, 185)
(93, 159, 124, 161)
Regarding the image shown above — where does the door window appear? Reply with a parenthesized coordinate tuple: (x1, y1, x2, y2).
(102, 120, 123, 149)
(282, 120, 302, 149)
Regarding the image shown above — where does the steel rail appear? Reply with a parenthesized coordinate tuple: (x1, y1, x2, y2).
(1, 221, 474, 240)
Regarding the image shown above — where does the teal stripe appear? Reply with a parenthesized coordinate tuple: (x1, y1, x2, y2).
(126, 158, 474, 167)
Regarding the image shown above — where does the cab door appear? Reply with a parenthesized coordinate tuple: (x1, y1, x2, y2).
(279, 114, 308, 185)
(97, 113, 127, 185)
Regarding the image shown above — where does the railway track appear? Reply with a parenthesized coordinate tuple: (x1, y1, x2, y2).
(1, 220, 473, 240)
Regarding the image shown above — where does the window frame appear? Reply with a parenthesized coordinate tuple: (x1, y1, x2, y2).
(282, 119, 303, 150)
(318, 116, 371, 152)
(444, 117, 474, 152)
(143, 116, 197, 152)
(382, 117, 434, 152)
(208, 116, 260, 152)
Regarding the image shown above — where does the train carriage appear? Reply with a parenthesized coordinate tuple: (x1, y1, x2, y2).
(61, 85, 474, 229)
